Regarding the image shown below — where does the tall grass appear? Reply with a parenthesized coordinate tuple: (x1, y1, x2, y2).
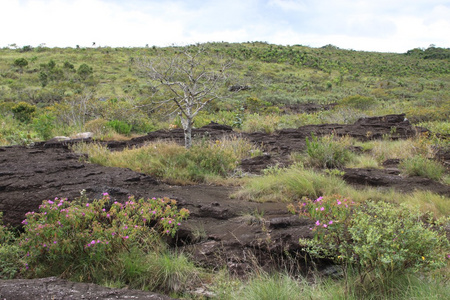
(363, 135, 439, 162)
(71, 136, 260, 184)
(235, 164, 450, 217)
(400, 155, 446, 181)
(304, 134, 354, 169)
(234, 165, 348, 202)
(213, 270, 450, 300)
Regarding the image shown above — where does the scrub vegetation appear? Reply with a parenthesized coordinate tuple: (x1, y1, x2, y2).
(1, 42, 449, 299)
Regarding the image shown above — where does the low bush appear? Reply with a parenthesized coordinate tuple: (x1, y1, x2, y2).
(107, 119, 132, 135)
(339, 94, 377, 110)
(32, 113, 55, 140)
(0, 213, 24, 279)
(290, 197, 450, 294)
(11, 102, 36, 123)
(19, 193, 189, 278)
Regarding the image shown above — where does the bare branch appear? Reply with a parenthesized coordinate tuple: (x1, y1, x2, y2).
(136, 46, 233, 148)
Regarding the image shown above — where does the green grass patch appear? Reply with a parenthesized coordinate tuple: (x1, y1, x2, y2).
(400, 155, 446, 181)
(72, 137, 260, 184)
(304, 133, 354, 169)
(234, 165, 348, 202)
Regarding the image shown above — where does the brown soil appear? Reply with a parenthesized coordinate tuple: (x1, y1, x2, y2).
(1, 114, 448, 299)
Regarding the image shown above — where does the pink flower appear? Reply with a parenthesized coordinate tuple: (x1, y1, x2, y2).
(123, 236, 129, 239)
(315, 220, 320, 226)
(323, 224, 327, 228)
(329, 221, 333, 225)
(337, 200, 342, 205)
(86, 203, 89, 207)
(320, 207, 324, 211)
(102, 192, 109, 196)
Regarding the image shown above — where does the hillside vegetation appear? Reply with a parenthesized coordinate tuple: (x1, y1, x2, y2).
(1, 42, 449, 144)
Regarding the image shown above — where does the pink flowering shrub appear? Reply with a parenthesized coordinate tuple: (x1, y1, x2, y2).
(289, 196, 450, 280)
(288, 195, 358, 263)
(18, 193, 189, 275)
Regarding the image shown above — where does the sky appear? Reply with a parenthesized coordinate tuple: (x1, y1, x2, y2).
(1, 0, 449, 53)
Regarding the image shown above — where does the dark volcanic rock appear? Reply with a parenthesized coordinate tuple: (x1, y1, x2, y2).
(0, 114, 447, 298)
(0, 277, 173, 300)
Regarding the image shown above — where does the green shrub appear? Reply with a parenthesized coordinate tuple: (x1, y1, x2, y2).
(107, 119, 132, 135)
(77, 63, 93, 80)
(0, 244, 24, 279)
(400, 155, 446, 181)
(11, 102, 36, 123)
(19, 194, 189, 278)
(305, 133, 354, 168)
(32, 113, 55, 140)
(339, 95, 377, 110)
(0, 213, 24, 279)
(13, 58, 28, 70)
(292, 198, 450, 291)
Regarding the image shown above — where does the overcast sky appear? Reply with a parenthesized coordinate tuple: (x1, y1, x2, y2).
(1, 0, 449, 53)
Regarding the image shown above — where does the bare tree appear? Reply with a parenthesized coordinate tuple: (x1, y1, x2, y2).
(137, 46, 233, 148)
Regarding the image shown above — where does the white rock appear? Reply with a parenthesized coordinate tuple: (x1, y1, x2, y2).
(53, 136, 71, 141)
(74, 132, 94, 139)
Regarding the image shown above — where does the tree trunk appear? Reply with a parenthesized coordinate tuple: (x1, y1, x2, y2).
(181, 116, 194, 149)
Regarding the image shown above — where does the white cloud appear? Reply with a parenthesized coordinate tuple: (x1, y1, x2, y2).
(268, 0, 307, 12)
(0, 0, 449, 52)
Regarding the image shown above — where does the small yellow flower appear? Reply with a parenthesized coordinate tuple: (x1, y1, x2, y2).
(422, 256, 425, 260)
